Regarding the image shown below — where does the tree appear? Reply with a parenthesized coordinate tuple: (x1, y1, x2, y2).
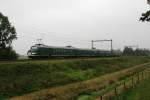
(123, 47, 150, 56)
(135, 48, 150, 56)
(140, 0, 150, 22)
(123, 47, 135, 56)
(0, 12, 18, 59)
(0, 12, 17, 49)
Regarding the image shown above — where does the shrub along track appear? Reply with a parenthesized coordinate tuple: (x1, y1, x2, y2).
(9, 62, 150, 100)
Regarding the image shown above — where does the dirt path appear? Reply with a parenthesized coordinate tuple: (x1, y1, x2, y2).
(8, 62, 150, 100)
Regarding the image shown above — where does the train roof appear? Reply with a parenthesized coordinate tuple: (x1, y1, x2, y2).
(32, 44, 110, 52)
(33, 44, 77, 49)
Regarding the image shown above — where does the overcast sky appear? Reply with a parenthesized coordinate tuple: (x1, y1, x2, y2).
(0, 0, 150, 55)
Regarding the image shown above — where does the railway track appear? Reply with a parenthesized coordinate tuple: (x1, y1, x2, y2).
(0, 57, 118, 64)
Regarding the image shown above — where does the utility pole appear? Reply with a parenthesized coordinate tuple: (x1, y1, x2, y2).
(111, 39, 113, 53)
(36, 39, 43, 45)
(91, 39, 113, 53)
(91, 40, 94, 49)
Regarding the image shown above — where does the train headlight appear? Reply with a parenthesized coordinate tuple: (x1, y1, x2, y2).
(31, 53, 36, 55)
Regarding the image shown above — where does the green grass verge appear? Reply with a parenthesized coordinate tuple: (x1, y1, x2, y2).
(0, 56, 149, 99)
(77, 69, 147, 100)
(119, 76, 150, 100)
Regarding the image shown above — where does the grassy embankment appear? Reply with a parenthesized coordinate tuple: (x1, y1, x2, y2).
(10, 62, 150, 100)
(119, 72, 150, 100)
(0, 56, 149, 99)
(77, 67, 150, 100)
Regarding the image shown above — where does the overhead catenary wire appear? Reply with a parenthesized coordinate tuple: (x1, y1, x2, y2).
(16, 32, 112, 50)
(15, 25, 112, 49)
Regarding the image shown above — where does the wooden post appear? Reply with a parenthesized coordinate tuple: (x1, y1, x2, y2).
(132, 77, 134, 88)
(145, 71, 147, 79)
(137, 73, 140, 84)
(100, 96, 103, 100)
(142, 71, 144, 79)
(115, 87, 117, 96)
(123, 81, 126, 90)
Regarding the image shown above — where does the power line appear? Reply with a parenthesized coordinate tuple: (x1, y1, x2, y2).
(91, 39, 113, 53)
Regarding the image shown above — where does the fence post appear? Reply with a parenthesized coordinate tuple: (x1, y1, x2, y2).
(123, 81, 126, 90)
(145, 70, 147, 79)
(137, 73, 140, 84)
(115, 87, 117, 96)
(142, 71, 144, 80)
(100, 95, 103, 100)
(132, 77, 134, 88)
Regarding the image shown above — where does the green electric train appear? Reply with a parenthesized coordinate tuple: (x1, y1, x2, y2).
(27, 44, 120, 58)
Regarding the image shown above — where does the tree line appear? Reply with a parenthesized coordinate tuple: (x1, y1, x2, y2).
(123, 47, 150, 56)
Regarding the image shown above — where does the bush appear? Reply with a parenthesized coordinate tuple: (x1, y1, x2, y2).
(123, 47, 150, 56)
(0, 48, 18, 60)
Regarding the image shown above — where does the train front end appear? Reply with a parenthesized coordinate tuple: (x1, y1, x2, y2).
(27, 44, 50, 59)
(27, 45, 39, 58)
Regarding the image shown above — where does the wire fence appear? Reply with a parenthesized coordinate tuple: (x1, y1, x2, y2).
(96, 68, 150, 100)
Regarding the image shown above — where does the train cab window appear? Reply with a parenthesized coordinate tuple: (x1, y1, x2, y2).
(31, 46, 38, 50)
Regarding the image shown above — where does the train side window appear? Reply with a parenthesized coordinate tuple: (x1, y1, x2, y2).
(54, 49, 56, 54)
(53, 49, 55, 54)
(61, 49, 63, 55)
(56, 49, 58, 54)
(56, 49, 59, 54)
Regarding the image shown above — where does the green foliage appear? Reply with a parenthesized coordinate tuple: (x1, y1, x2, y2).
(134, 49, 150, 56)
(123, 47, 150, 56)
(0, 12, 17, 49)
(140, 10, 150, 22)
(0, 57, 149, 99)
(0, 12, 18, 60)
(77, 95, 94, 100)
(123, 47, 134, 56)
(120, 77, 150, 100)
(140, 0, 150, 22)
(0, 47, 18, 60)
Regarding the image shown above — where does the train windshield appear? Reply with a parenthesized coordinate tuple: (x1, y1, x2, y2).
(31, 46, 38, 50)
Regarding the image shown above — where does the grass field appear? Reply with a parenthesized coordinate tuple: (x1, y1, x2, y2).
(77, 65, 150, 100)
(120, 74, 150, 100)
(0, 56, 150, 99)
